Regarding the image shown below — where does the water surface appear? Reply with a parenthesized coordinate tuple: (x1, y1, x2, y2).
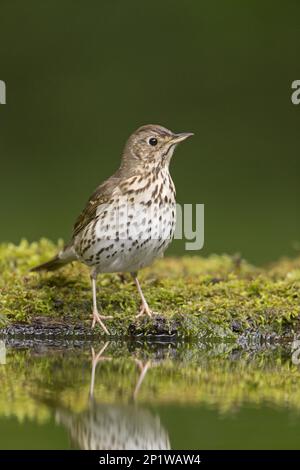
(1, 340, 300, 449)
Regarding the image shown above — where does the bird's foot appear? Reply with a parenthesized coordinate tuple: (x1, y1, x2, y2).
(91, 309, 110, 334)
(91, 343, 111, 363)
(136, 302, 153, 319)
(90, 343, 111, 398)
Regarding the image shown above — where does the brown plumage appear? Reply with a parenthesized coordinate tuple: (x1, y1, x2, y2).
(32, 124, 193, 334)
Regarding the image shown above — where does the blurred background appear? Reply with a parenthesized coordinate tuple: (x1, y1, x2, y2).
(0, 0, 299, 264)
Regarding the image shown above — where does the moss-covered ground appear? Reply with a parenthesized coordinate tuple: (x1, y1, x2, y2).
(1, 239, 300, 340)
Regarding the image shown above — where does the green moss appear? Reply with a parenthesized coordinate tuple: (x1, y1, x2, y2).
(1, 239, 300, 339)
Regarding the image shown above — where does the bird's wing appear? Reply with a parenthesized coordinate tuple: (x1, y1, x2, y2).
(72, 172, 121, 239)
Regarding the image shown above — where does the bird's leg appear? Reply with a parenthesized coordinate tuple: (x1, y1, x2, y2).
(133, 358, 151, 401)
(90, 342, 111, 399)
(90, 273, 112, 334)
(131, 272, 153, 318)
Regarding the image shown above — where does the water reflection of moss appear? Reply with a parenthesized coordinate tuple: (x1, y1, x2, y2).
(1, 344, 300, 424)
(1, 239, 300, 338)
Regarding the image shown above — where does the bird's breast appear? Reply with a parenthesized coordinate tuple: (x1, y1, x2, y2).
(75, 170, 176, 272)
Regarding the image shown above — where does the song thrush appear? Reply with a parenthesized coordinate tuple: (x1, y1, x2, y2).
(32, 125, 193, 334)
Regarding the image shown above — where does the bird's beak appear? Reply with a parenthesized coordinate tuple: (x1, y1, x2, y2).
(170, 132, 194, 144)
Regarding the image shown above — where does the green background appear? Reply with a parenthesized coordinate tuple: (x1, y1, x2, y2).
(1, 0, 300, 264)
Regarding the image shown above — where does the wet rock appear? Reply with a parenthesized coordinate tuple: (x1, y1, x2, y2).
(231, 320, 242, 333)
(128, 314, 179, 338)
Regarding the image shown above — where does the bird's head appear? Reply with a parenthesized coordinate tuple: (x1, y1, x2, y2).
(122, 124, 193, 171)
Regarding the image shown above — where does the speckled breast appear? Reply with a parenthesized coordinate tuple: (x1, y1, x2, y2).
(75, 169, 176, 273)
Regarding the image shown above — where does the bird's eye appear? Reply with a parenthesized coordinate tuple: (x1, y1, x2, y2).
(148, 137, 158, 146)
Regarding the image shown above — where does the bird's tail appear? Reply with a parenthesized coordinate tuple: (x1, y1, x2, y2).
(31, 243, 77, 272)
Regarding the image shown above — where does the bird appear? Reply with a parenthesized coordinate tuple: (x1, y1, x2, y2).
(56, 402, 171, 450)
(32, 124, 193, 334)
(55, 343, 170, 450)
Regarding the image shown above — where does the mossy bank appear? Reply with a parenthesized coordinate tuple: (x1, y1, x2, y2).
(1, 239, 300, 341)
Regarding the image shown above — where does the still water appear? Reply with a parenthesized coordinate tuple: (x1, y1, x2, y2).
(1, 339, 300, 450)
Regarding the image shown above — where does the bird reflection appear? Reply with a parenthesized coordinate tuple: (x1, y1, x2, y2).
(55, 342, 170, 450)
